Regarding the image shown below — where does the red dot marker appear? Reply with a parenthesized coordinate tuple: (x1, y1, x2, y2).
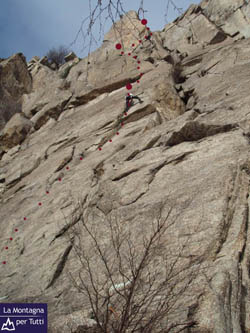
(2, 261, 6, 265)
(140, 73, 144, 77)
(58, 178, 62, 181)
(66, 166, 69, 170)
(116, 43, 122, 50)
(109, 139, 112, 142)
(147, 27, 150, 31)
(98, 147, 102, 151)
(137, 61, 141, 64)
(150, 32, 153, 36)
(126, 83, 132, 90)
(80, 157, 83, 160)
(128, 53, 131, 56)
(137, 67, 140, 70)
(133, 56, 137, 59)
(116, 132, 120, 135)
(15, 229, 18, 232)
(121, 122, 124, 126)
(24, 217, 27, 221)
(132, 43, 135, 47)
(139, 40, 142, 43)
(46, 191, 49, 194)
(5, 247, 8, 250)
(141, 19, 147, 25)
(137, 80, 140, 83)
(10, 238, 13, 241)
(38, 202, 42, 206)
(124, 112, 127, 116)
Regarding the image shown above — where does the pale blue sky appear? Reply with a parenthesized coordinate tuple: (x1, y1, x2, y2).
(0, 0, 200, 61)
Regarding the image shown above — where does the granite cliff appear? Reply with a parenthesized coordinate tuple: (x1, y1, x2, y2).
(1, 0, 250, 332)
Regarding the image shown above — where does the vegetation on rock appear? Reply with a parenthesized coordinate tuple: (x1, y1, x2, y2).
(46, 45, 70, 66)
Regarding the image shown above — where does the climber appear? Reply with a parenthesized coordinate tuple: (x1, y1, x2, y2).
(125, 93, 143, 110)
(145, 29, 153, 42)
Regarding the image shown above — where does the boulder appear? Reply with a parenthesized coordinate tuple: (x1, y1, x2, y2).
(29, 56, 40, 63)
(0, 53, 32, 130)
(200, 0, 250, 37)
(103, 10, 146, 50)
(64, 52, 77, 62)
(22, 64, 71, 123)
(0, 53, 32, 97)
(161, 0, 250, 54)
(50, 63, 58, 70)
(0, 113, 33, 151)
(30, 90, 72, 130)
(39, 56, 49, 66)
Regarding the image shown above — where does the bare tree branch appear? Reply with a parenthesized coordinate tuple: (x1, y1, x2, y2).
(70, 0, 185, 58)
(64, 198, 205, 332)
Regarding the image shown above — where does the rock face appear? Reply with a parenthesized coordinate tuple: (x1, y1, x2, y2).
(200, 0, 250, 38)
(64, 51, 77, 62)
(1, 1, 250, 332)
(0, 53, 32, 130)
(161, 0, 250, 54)
(0, 113, 33, 151)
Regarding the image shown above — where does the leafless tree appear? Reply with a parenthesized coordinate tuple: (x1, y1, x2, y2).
(66, 199, 205, 333)
(46, 45, 71, 67)
(70, 0, 184, 55)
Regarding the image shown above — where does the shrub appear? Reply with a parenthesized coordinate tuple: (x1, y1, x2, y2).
(46, 45, 70, 66)
(65, 200, 204, 333)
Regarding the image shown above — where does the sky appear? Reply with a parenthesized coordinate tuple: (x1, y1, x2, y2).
(0, 0, 200, 62)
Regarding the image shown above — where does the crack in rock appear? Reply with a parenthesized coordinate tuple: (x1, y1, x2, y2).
(126, 150, 140, 161)
(44, 136, 78, 160)
(69, 76, 142, 107)
(54, 146, 75, 172)
(163, 121, 237, 147)
(45, 243, 73, 289)
(149, 151, 195, 184)
(112, 168, 139, 181)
